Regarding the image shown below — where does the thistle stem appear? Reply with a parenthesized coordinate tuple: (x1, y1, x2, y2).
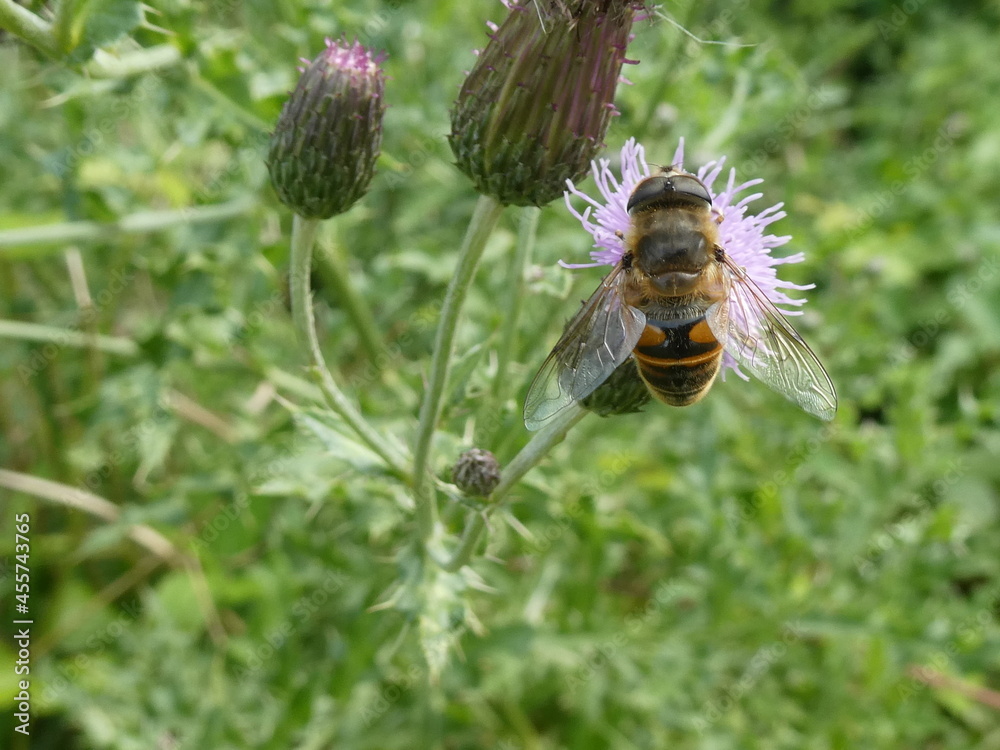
(87, 44, 182, 78)
(315, 228, 386, 365)
(0, 197, 256, 256)
(492, 206, 540, 400)
(189, 68, 272, 133)
(0, 468, 228, 646)
(0, 0, 58, 58)
(290, 215, 409, 480)
(440, 405, 587, 571)
(0, 319, 138, 357)
(412, 195, 505, 542)
(0, 469, 184, 565)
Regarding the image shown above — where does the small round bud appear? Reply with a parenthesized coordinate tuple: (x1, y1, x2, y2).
(452, 449, 502, 497)
(267, 38, 386, 219)
(581, 358, 651, 417)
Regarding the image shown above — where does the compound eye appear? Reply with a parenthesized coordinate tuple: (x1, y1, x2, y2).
(667, 174, 712, 206)
(626, 176, 669, 214)
(626, 172, 713, 213)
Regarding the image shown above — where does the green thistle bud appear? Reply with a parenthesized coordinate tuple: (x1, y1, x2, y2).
(452, 448, 502, 497)
(449, 1, 643, 206)
(267, 38, 386, 219)
(581, 358, 651, 418)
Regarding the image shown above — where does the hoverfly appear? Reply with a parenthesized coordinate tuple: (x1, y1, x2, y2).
(523, 166, 837, 430)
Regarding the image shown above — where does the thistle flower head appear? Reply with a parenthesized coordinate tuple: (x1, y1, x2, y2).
(267, 38, 387, 219)
(564, 137, 813, 375)
(450, 1, 646, 206)
(581, 358, 651, 417)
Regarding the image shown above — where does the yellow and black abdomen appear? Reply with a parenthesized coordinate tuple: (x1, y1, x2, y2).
(632, 316, 723, 406)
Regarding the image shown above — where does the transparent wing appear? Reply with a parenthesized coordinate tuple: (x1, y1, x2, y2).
(705, 254, 837, 421)
(523, 263, 646, 431)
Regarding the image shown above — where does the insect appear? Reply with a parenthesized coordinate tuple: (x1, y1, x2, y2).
(523, 165, 837, 430)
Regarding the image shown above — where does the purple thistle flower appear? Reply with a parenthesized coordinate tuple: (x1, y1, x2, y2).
(564, 137, 814, 376)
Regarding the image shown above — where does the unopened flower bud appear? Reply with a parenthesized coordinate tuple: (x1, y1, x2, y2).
(581, 358, 651, 417)
(267, 38, 386, 219)
(452, 448, 502, 497)
(450, 1, 642, 206)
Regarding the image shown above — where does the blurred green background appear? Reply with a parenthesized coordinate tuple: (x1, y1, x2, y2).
(1, 0, 999, 747)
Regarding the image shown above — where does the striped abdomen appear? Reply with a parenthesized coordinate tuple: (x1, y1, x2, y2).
(632, 315, 723, 406)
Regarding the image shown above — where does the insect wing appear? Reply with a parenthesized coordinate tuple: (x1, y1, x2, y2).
(523, 264, 646, 430)
(705, 255, 837, 420)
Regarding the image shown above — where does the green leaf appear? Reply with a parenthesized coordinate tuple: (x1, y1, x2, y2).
(294, 410, 384, 474)
(56, 0, 143, 63)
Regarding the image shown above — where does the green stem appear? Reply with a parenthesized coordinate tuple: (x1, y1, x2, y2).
(440, 404, 587, 571)
(289, 215, 322, 353)
(290, 215, 409, 480)
(441, 512, 489, 572)
(0, 469, 183, 564)
(86, 44, 182, 78)
(264, 366, 324, 403)
(315, 229, 386, 365)
(492, 205, 540, 400)
(412, 195, 505, 541)
(0, 0, 58, 58)
(492, 405, 588, 502)
(0, 468, 228, 646)
(189, 67, 271, 133)
(0, 319, 138, 357)
(0, 197, 256, 256)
